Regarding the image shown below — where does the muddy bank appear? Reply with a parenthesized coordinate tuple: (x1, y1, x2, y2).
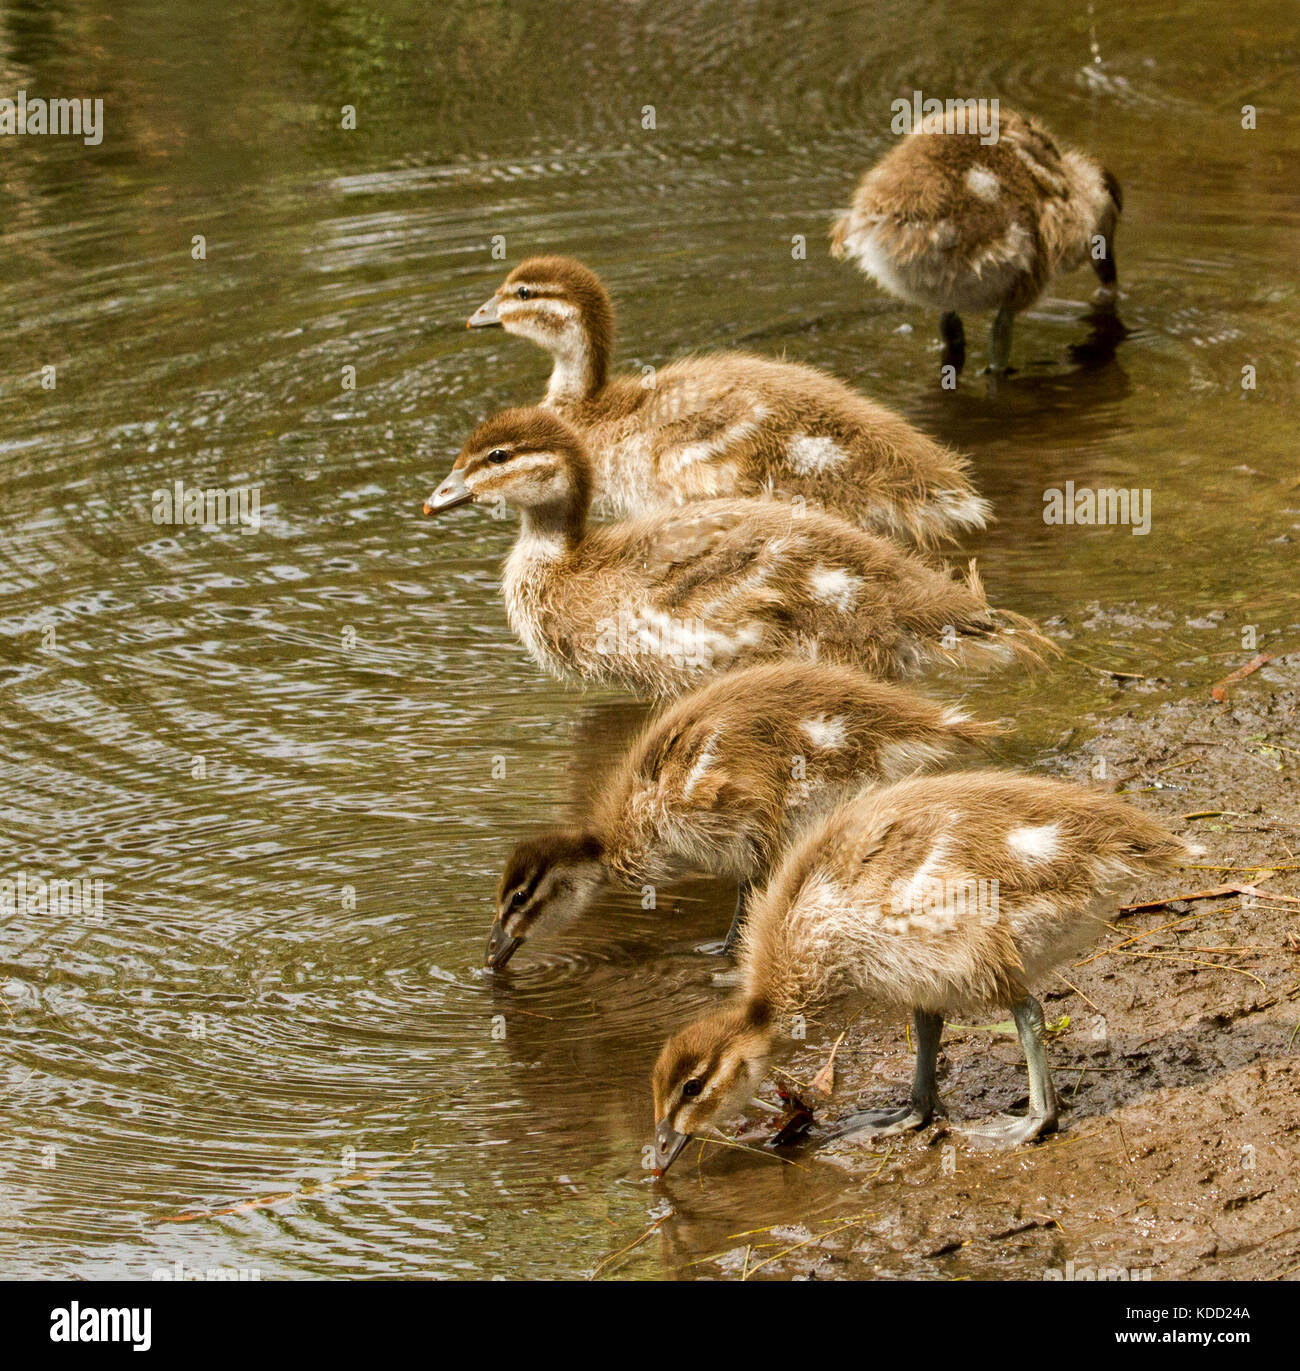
(676, 649, 1300, 1281)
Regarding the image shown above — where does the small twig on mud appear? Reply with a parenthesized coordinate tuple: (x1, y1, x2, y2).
(1102, 947, 1266, 987)
(1118, 876, 1273, 915)
(589, 1214, 668, 1280)
(1210, 652, 1274, 701)
(1079, 906, 1226, 966)
(742, 1214, 872, 1279)
(1054, 971, 1101, 1012)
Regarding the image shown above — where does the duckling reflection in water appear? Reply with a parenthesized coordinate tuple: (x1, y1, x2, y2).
(651, 772, 1192, 1170)
(424, 408, 1050, 699)
(831, 106, 1121, 375)
(485, 661, 997, 970)
(466, 254, 987, 546)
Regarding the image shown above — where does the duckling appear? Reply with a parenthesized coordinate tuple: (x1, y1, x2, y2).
(830, 106, 1122, 374)
(650, 771, 1191, 1171)
(485, 661, 997, 970)
(424, 408, 1048, 699)
(466, 255, 988, 547)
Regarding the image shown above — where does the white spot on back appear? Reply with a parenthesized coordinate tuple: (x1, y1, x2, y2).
(786, 433, 848, 475)
(682, 735, 718, 799)
(1008, 823, 1060, 862)
(966, 166, 1001, 201)
(800, 715, 848, 750)
(669, 409, 768, 471)
(809, 565, 861, 611)
(891, 834, 953, 911)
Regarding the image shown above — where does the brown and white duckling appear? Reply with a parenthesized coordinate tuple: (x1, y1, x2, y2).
(466, 255, 988, 546)
(424, 408, 1048, 699)
(830, 106, 1121, 374)
(651, 771, 1191, 1171)
(485, 661, 997, 969)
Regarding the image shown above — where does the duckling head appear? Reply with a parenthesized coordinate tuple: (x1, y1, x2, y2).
(467, 256, 614, 399)
(650, 997, 775, 1174)
(486, 827, 607, 971)
(424, 407, 595, 532)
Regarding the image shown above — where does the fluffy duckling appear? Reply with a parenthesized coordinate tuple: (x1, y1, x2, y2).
(831, 106, 1121, 374)
(485, 662, 997, 969)
(424, 408, 1048, 699)
(651, 771, 1190, 1171)
(466, 255, 988, 546)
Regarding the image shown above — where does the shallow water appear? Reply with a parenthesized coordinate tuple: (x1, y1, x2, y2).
(0, 0, 1297, 1279)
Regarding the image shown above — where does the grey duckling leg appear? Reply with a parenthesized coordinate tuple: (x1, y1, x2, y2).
(958, 994, 1060, 1147)
(939, 312, 965, 373)
(832, 1008, 945, 1139)
(981, 306, 1015, 375)
(721, 877, 753, 955)
(697, 877, 754, 957)
(1091, 230, 1118, 304)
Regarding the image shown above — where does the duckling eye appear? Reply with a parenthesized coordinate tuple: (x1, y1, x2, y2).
(488, 449, 510, 464)
(682, 1079, 703, 1099)
(509, 888, 527, 909)
(516, 287, 533, 299)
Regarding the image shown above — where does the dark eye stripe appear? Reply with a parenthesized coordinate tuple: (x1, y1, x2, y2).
(508, 867, 546, 910)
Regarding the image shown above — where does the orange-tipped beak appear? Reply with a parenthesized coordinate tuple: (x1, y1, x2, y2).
(424, 468, 472, 515)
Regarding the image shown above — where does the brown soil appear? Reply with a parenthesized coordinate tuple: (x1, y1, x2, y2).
(694, 652, 1300, 1281)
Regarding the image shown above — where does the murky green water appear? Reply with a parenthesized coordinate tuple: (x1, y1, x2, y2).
(1, 0, 1296, 1279)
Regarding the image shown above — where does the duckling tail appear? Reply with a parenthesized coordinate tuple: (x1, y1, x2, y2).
(953, 562, 1061, 671)
(828, 212, 851, 260)
(937, 706, 1009, 749)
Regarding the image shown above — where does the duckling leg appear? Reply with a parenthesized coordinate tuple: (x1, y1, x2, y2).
(939, 312, 965, 373)
(720, 878, 754, 955)
(958, 995, 1060, 1147)
(1091, 233, 1118, 304)
(981, 307, 1015, 375)
(831, 1009, 945, 1139)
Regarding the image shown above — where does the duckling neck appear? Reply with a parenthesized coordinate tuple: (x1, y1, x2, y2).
(544, 332, 606, 406)
(516, 502, 584, 557)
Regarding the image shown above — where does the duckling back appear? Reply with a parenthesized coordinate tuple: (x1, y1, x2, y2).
(831, 107, 1117, 316)
(739, 771, 1189, 1020)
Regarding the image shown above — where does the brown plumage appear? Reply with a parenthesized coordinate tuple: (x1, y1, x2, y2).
(831, 106, 1121, 372)
(424, 407, 1051, 699)
(466, 255, 989, 546)
(651, 772, 1192, 1171)
(484, 661, 998, 968)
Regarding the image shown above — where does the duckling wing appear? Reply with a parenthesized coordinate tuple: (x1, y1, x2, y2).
(639, 370, 769, 497)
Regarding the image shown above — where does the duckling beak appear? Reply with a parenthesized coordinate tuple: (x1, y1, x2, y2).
(652, 1119, 690, 1176)
(467, 295, 502, 329)
(423, 468, 472, 515)
(485, 919, 523, 971)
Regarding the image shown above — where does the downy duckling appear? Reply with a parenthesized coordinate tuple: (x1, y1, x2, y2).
(424, 408, 1049, 699)
(466, 255, 988, 546)
(485, 661, 997, 969)
(831, 106, 1121, 374)
(651, 771, 1191, 1171)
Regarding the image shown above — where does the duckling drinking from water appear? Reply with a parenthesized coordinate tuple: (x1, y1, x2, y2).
(485, 661, 996, 969)
(650, 771, 1190, 1171)
(466, 254, 988, 546)
(831, 106, 1121, 374)
(424, 407, 1048, 699)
